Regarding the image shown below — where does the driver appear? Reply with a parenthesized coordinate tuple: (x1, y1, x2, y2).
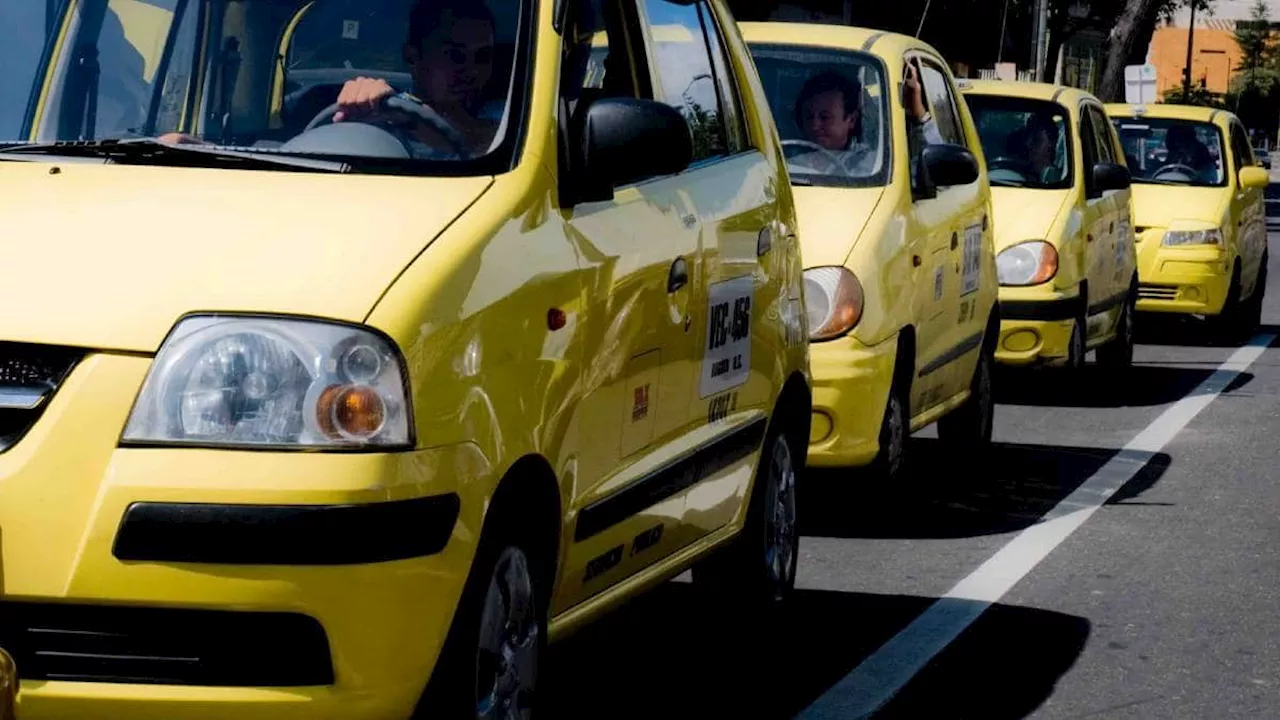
(1161, 125, 1216, 181)
(160, 0, 499, 158)
(1012, 113, 1061, 183)
(789, 62, 940, 175)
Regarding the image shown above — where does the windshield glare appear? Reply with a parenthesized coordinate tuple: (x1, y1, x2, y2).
(1111, 117, 1226, 187)
(747, 43, 889, 188)
(12, 0, 528, 173)
(966, 95, 1072, 190)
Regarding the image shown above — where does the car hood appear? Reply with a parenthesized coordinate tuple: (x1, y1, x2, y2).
(1127, 182, 1227, 229)
(990, 187, 1071, 250)
(791, 184, 885, 267)
(0, 162, 492, 352)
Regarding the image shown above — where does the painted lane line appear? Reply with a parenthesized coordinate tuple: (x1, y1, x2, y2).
(796, 332, 1277, 720)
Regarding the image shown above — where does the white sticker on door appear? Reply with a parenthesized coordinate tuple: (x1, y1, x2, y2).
(700, 276, 753, 398)
(933, 266, 944, 301)
(961, 223, 982, 296)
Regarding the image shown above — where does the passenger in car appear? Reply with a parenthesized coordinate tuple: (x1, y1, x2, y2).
(790, 61, 941, 176)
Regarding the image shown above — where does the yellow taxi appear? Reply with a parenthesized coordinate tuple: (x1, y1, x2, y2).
(1105, 102, 1270, 337)
(0, 0, 811, 717)
(738, 22, 999, 480)
(961, 80, 1137, 370)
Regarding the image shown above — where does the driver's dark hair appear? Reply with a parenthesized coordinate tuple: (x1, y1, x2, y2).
(408, 0, 497, 49)
(795, 71, 863, 145)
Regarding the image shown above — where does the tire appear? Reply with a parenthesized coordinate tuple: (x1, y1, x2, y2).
(691, 424, 799, 606)
(1243, 256, 1267, 332)
(1063, 314, 1086, 371)
(868, 373, 909, 484)
(936, 337, 994, 455)
(1212, 264, 1245, 343)
(414, 511, 547, 720)
(1096, 286, 1136, 370)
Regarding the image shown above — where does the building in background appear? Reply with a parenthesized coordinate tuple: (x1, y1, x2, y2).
(1149, 17, 1242, 95)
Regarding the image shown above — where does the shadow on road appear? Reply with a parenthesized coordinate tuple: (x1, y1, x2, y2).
(543, 585, 1091, 720)
(801, 439, 1173, 540)
(1135, 315, 1280, 349)
(993, 364, 1238, 408)
(876, 600, 1092, 719)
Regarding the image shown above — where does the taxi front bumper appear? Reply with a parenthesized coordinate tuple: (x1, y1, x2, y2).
(806, 332, 897, 468)
(1, 352, 486, 720)
(1135, 244, 1234, 315)
(993, 292, 1080, 366)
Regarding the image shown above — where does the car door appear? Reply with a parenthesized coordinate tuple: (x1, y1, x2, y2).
(1096, 102, 1137, 304)
(635, 0, 784, 543)
(911, 52, 989, 405)
(553, 0, 708, 613)
(1228, 119, 1266, 296)
(1082, 101, 1129, 333)
(1075, 103, 1115, 337)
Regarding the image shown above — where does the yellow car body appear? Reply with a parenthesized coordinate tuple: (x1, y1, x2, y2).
(961, 80, 1138, 370)
(739, 22, 999, 474)
(1104, 103, 1270, 329)
(0, 0, 810, 717)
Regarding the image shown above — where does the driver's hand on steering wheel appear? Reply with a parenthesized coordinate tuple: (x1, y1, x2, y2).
(333, 77, 399, 123)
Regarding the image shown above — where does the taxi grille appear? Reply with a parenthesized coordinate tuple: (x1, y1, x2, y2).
(0, 342, 84, 453)
(1139, 284, 1179, 301)
(0, 601, 333, 687)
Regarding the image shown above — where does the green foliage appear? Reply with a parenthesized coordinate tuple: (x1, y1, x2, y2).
(1162, 85, 1228, 108)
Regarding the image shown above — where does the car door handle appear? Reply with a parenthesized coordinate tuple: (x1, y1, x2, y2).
(668, 257, 689, 293)
(950, 232, 958, 251)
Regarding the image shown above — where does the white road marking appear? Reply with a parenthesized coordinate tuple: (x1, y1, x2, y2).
(796, 332, 1277, 720)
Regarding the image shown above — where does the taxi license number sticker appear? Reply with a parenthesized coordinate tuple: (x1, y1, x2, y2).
(701, 276, 752, 398)
(961, 223, 982, 296)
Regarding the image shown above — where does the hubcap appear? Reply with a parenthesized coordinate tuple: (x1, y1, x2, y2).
(475, 547, 538, 720)
(1070, 322, 1084, 368)
(763, 435, 797, 598)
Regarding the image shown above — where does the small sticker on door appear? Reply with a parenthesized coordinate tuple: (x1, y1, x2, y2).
(342, 20, 360, 39)
(701, 276, 753, 398)
(961, 223, 982, 296)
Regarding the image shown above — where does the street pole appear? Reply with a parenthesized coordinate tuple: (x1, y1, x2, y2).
(1183, 1, 1198, 97)
(997, 0, 1010, 64)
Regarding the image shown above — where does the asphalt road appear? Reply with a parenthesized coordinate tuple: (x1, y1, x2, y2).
(541, 192, 1280, 718)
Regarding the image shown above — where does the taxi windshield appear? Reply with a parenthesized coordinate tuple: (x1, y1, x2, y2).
(3, 0, 530, 175)
(965, 94, 1071, 190)
(747, 43, 889, 188)
(1111, 117, 1226, 187)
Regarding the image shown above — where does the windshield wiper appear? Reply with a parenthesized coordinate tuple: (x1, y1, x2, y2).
(0, 138, 349, 173)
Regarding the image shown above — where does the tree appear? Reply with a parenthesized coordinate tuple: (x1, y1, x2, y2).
(1230, 0, 1280, 136)
(1095, 0, 1214, 103)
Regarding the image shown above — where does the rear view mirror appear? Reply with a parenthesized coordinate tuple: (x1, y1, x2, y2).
(1239, 165, 1269, 189)
(573, 98, 693, 204)
(1092, 161, 1131, 195)
(922, 143, 980, 188)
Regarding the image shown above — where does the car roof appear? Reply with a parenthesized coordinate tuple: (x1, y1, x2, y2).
(1103, 102, 1235, 126)
(737, 20, 939, 60)
(958, 78, 1097, 106)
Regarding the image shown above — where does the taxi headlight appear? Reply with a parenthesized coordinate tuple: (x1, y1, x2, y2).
(122, 316, 412, 449)
(996, 240, 1058, 286)
(804, 266, 864, 341)
(1162, 228, 1223, 246)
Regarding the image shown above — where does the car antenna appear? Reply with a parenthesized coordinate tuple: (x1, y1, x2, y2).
(915, 0, 933, 37)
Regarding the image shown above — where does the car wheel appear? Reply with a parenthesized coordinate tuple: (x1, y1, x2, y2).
(415, 515, 546, 720)
(1065, 315, 1086, 370)
(937, 338, 994, 455)
(869, 378, 909, 483)
(1244, 256, 1267, 332)
(1212, 264, 1244, 342)
(1096, 288, 1135, 370)
(691, 425, 799, 605)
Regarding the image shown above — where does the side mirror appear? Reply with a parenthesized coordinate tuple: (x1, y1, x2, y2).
(573, 97, 693, 204)
(922, 143, 980, 189)
(1092, 161, 1131, 195)
(1239, 165, 1269, 189)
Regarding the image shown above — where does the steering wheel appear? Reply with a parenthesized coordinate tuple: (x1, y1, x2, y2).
(303, 94, 471, 159)
(986, 156, 1034, 176)
(1153, 162, 1197, 180)
(781, 139, 848, 174)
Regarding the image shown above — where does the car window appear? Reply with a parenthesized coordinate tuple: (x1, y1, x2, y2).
(695, 2, 747, 154)
(1085, 105, 1118, 165)
(0, 2, 61, 139)
(1230, 122, 1255, 171)
(28, 0, 533, 175)
(639, 0, 731, 163)
(1111, 116, 1226, 187)
(916, 56, 964, 146)
(965, 94, 1071, 189)
(745, 42, 889, 188)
